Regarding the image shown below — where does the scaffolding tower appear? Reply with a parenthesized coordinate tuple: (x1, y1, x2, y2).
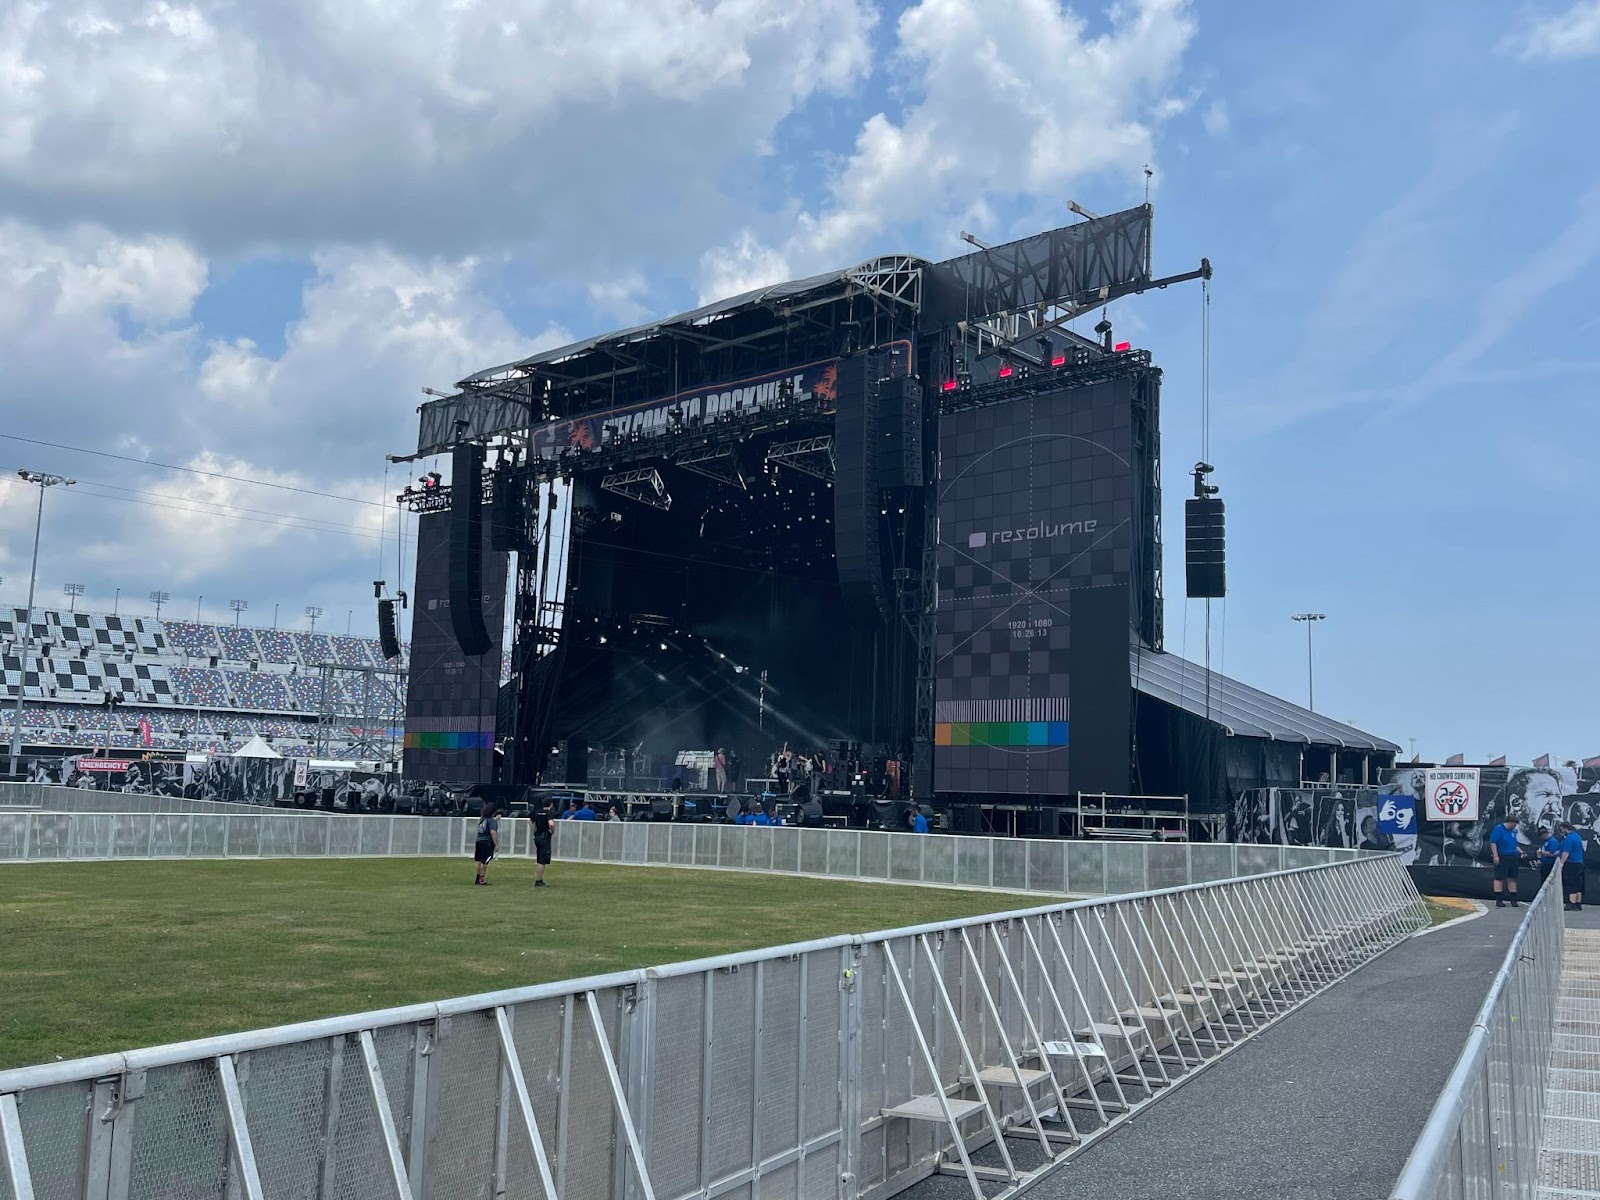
(313, 662, 406, 765)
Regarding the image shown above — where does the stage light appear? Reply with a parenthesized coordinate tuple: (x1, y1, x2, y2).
(599, 635, 607, 644)
(941, 380, 958, 392)
(1051, 354, 1067, 367)
(1114, 341, 1131, 352)
(659, 642, 667, 650)
(998, 365, 1014, 379)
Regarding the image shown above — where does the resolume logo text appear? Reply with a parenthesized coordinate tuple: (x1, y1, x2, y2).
(967, 518, 1098, 550)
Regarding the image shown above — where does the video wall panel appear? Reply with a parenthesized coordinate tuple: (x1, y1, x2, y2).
(934, 380, 1137, 796)
(403, 509, 507, 784)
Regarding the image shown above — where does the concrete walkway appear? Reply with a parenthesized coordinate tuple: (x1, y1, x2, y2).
(1540, 920, 1600, 1198)
(908, 908, 1513, 1200)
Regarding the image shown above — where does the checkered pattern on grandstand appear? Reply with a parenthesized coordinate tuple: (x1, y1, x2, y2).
(2, 606, 408, 754)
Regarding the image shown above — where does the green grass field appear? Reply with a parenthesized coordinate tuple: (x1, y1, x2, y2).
(0, 857, 1028, 1070)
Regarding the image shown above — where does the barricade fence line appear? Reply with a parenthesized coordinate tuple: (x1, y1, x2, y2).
(550, 819, 1364, 898)
(0, 810, 526, 864)
(1, 803, 1363, 900)
(0, 855, 1428, 1200)
(0, 782, 256, 814)
(1389, 870, 1563, 1200)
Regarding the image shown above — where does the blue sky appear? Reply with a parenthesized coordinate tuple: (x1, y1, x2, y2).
(0, 0, 1596, 763)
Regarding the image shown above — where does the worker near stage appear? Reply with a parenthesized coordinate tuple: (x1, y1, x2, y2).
(1560, 821, 1586, 912)
(1488, 814, 1521, 908)
(473, 800, 500, 886)
(529, 800, 554, 888)
(1538, 826, 1561, 889)
(573, 799, 597, 821)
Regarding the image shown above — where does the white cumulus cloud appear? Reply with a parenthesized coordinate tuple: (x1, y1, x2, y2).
(1510, 0, 1600, 59)
(0, 0, 878, 262)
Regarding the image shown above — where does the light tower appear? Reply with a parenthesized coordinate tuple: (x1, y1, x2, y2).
(8, 470, 76, 775)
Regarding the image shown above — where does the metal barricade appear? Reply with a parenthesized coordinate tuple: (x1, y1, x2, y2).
(1390, 873, 1563, 1198)
(0, 782, 251, 814)
(552, 819, 1364, 897)
(0, 854, 1425, 1200)
(0, 810, 512, 863)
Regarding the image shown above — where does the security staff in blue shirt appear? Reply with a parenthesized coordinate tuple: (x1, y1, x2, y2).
(1538, 827, 1562, 888)
(1488, 815, 1522, 907)
(1560, 821, 1586, 912)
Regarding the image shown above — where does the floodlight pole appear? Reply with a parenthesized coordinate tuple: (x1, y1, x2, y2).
(8, 471, 76, 776)
(1291, 613, 1326, 711)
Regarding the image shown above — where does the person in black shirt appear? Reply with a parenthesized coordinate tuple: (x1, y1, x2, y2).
(474, 800, 499, 886)
(529, 800, 554, 887)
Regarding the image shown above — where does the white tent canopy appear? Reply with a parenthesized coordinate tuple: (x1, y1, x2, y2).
(232, 735, 282, 760)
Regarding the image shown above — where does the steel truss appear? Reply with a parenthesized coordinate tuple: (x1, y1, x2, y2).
(600, 467, 671, 511)
(313, 662, 406, 763)
(766, 435, 836, 482)
(675, 445, 746, 490)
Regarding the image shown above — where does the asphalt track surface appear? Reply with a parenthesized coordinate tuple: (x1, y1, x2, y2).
(907, 906, 1510, 1200)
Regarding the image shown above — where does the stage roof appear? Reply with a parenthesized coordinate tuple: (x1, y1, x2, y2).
(458, 266, 881, 385)
(1131, 646, 1401, 753)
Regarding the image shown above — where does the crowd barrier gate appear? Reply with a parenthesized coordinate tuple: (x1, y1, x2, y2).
(1, 854, 1425, 1200)
(1389, 872, 1562, 1199)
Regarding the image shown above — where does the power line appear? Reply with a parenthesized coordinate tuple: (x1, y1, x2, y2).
(0, 472, 386, 541)
(0, 432, 388, 508)
(49, 475, 380, 536)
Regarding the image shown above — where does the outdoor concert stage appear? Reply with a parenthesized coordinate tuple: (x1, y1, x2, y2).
(399, 205, 1398, 825)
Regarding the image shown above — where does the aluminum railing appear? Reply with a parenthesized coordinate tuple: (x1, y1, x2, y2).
(0, 853, 1425, 1200)
(553, 819, 1365, 896)
(1390, 872, 1563, 1198)
(0, 783, 253, 813)
(0, 810, 523, 863)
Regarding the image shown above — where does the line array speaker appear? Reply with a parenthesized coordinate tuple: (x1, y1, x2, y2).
(876, 377, 924, 489)
(1184, 497, 1226, 599)
(490, 471, 530, 553)
(833, 354, 891, 624)
(449, 443, 495, 655)
(377, 598, 400, 660)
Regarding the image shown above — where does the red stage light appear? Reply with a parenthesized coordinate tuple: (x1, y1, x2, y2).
(998, 365, 1014, 378)
(1050, 355, 1066, 367)
(941, 380, 959, 392)
(1114, 341, 1131, 352)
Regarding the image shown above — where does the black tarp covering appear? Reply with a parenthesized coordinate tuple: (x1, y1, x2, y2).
(1132, 691, 1229, 812)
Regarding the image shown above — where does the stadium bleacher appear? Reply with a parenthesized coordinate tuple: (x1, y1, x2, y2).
(257, 627, 297, 664)
(1, 606, 408, 757)
(218, 625, 260, 662)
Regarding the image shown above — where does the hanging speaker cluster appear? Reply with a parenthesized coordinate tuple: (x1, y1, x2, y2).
(377, 598, 401, 660)
(449, 442, 494, 656)
(1184, 462, 1225, 599)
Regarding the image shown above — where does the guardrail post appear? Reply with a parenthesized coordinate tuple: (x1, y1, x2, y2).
(411, 1021, 439, 1199)
(1, 1092, 36, 1200)
(839, 944, 863, 1198)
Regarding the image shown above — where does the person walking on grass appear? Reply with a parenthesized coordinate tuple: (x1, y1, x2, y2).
(1489, 813, 1522, 907)
(474, 800, 500, 886)
(530, 799, 554, 887)
(1560, 820, 1586, 912)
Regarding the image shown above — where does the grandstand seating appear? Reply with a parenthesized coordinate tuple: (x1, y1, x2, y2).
(162, 620, 219, 658)
(218, 625, 260, 662)
(2, 604, 410, 756)
(257, 628, 297, 664)
(293, 632, 334, 666)
(331, 636, 374, 667)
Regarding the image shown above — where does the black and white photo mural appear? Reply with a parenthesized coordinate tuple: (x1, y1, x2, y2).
(1234, 762, 1600, 898)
